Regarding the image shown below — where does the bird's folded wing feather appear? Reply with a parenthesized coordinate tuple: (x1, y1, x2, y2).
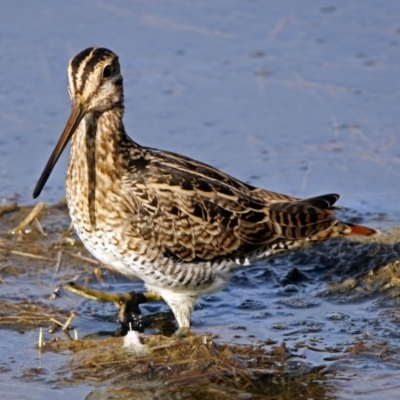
(121, 149, 338, 262)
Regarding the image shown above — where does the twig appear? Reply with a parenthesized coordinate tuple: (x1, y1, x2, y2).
(65, 251, 101, 265)
(0, 248, 53, 261)
(52, 251, 62, 283)
(0, 202, 19, 217)
(12, 202, 46, 233)
(62, 311, 76, 331)
(49, 317, 65, 327)
(33, 218, 46, 235)
(94, 267, 105, 286)
(38, 327, 43, 349)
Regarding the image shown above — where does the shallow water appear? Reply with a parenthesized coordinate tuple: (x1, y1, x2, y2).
(0, 0, 399, 217)
(0, 330, 92, 400)
(0, 1, 400, 398)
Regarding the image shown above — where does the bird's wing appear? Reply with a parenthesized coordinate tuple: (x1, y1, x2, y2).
(120, 148, 339, 262)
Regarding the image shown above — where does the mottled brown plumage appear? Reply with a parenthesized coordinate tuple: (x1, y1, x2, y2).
(33, 47, 378, 335)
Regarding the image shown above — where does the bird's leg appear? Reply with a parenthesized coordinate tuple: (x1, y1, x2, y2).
(62, 282, 162, 323)
(159, 292, 197, 337)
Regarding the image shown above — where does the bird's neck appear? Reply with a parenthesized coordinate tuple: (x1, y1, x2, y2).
(66, 108, 138, 230)
(69, 107, 136, 175)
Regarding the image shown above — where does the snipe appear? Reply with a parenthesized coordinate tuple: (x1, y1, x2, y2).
(33, 47, 378, 336)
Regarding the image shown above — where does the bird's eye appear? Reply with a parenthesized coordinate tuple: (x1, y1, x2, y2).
(103, 65, 113, 79)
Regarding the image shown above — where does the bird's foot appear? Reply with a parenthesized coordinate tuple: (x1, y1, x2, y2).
(61, 282, 164, 334)
(172, 327, 192, 338)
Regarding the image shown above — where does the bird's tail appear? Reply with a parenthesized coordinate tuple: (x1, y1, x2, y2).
(342, 222, 379, 237)
(310, 221, 379, 241)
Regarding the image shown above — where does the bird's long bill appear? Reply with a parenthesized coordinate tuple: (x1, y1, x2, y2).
(33, 98, 86, 199)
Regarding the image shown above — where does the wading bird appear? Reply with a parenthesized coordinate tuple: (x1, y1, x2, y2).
(33, 47, 377, 336)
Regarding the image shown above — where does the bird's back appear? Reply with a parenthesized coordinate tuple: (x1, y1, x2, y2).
(115, 144, 376, 268)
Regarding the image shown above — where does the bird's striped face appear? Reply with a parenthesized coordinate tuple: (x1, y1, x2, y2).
(67, 47, 124, 113)
(33, 47, 124, 199)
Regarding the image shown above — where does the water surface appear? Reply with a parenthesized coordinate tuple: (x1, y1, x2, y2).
(0, 0, 399, 218)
